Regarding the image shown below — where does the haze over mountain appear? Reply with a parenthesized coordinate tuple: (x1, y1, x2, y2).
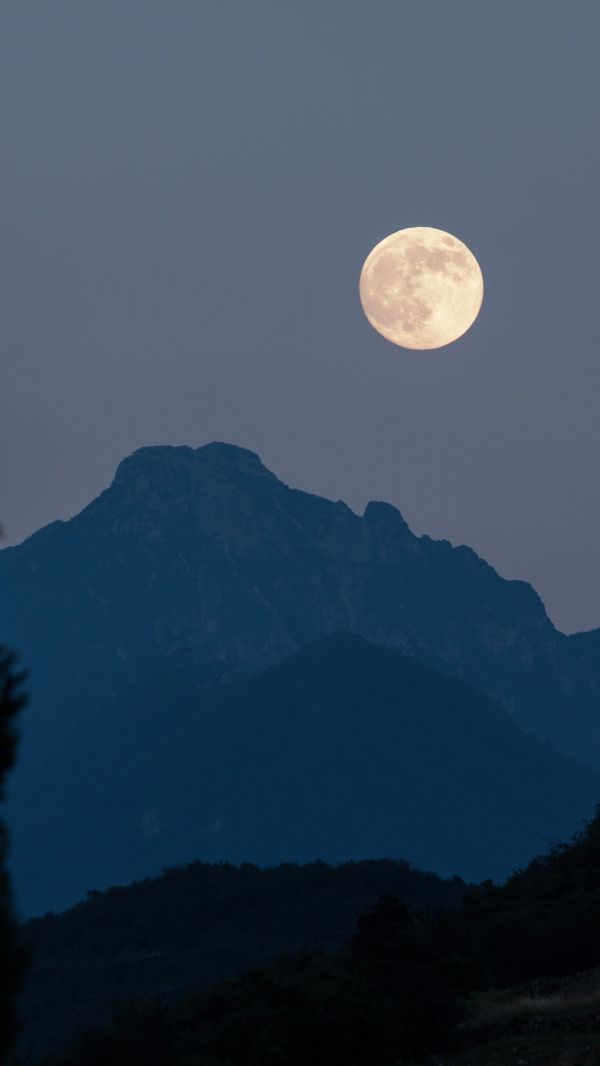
(7, 633, 600, 915)
(1, 443, 599, 765)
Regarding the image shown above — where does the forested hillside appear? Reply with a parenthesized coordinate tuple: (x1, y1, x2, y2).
(18, 857, 467, 1060)
(26, 807, 600, 1066)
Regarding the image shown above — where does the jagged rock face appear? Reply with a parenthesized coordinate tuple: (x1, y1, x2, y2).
(1, 442, 599, 762)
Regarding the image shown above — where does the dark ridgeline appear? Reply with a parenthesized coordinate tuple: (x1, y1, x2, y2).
(0, 443, 599, 915)
(19, 856, 467, 1060)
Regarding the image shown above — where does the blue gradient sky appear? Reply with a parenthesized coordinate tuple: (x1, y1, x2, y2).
(2, 1, 599, 632)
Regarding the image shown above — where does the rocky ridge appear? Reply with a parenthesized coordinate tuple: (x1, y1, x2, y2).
(1, 442, 598, 764)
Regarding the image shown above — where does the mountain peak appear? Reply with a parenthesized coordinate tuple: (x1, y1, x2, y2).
(363, 499, 410, 531)
(112, 442, 277, 492)
(92, 441, 289, 560)
(196, 441, 276, 476)
(363, 499, 414, 557)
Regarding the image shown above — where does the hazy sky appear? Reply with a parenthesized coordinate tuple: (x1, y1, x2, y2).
(2, 1, 599, 634)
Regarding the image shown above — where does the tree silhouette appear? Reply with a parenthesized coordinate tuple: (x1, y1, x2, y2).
(0, 647, 26, 1063)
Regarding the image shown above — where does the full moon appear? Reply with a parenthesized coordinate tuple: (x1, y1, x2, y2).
(359, 227, 484, 349)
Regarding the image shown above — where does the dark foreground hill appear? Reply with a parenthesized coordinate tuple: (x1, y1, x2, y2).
(1, 442, 599, 770)
(10, 635, 599, 915)
(28, 809, 600, 1066)
(18, 857, 467, 1061)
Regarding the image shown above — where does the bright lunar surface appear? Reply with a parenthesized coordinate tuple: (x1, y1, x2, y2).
(359, 227, 484, 349)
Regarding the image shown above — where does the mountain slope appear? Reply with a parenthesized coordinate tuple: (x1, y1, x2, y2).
(1, 443, 598, 768)
(10, 634, 599, 915)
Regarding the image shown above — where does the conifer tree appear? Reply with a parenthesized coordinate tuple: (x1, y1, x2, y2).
(0, 648, 26, 1063)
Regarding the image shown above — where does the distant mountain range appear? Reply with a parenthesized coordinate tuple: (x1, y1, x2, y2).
(1, 443, 599, 913)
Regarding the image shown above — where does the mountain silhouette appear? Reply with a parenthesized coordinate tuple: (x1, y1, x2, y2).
(1, 443, 598, 766)
(2, 444, 600, 914)
(9, 633, 599, 914)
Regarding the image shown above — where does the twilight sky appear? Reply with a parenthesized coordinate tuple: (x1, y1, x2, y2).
(1, 1, 599, 634)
